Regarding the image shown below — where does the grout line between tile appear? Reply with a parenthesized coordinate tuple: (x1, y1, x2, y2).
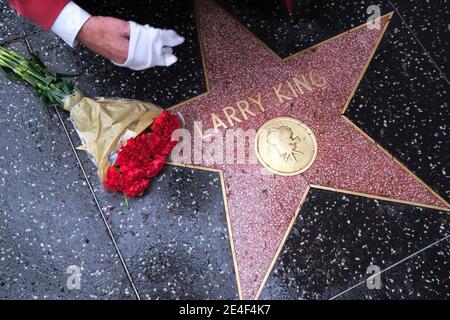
(54, 107, 142, 300)
(13, 10, 32, 52)
(329, 233, 450, 300)
(387, 0, 450, 86)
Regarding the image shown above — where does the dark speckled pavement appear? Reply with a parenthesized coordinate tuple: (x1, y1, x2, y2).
(0, 0, 449, 300)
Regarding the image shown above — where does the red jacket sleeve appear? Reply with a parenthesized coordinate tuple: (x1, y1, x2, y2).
(8, 0, 70, 30)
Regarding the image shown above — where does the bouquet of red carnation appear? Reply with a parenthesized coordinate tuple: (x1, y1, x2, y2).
(104, 111, 179, 197)
(0, 46, 180, 198)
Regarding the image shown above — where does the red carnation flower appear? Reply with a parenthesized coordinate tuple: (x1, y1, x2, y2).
(123, 179, 149, 197)
(104, 111, 180, 198)
(105, 166, 123, 192)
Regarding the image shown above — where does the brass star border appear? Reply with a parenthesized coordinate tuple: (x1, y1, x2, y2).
(166, 0, 450, 300)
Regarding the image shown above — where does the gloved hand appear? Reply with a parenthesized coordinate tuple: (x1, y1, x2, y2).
(113, 21, 185, 71)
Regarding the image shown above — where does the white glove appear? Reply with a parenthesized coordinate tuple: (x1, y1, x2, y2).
(113, 21, 185, 71)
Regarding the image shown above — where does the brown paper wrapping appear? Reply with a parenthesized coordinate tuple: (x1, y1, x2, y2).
(63, 91, 162, 180)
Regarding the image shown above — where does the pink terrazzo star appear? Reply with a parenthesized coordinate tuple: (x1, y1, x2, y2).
(170, 0, 450, 299)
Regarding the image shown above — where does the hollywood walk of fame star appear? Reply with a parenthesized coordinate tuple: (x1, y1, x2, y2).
(168, 0, 450, 299)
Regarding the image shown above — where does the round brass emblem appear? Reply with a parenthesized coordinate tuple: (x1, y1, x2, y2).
(255, 117, 318, 176)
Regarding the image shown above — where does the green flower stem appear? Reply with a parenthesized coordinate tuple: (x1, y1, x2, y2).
(0, 46, 76, 108)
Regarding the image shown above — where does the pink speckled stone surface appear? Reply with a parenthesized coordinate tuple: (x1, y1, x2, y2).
(172, 0, 448, 299)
